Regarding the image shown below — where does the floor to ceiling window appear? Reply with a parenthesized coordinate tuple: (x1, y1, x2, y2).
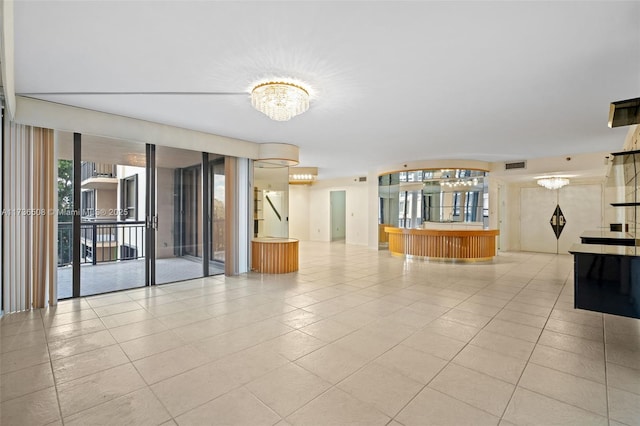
(56, 134, 225, 299)
(56, 135, 147, 298)
(56, 157, 74, 298)
(210, 159, 226, 265)
(155, 146, 205, 284)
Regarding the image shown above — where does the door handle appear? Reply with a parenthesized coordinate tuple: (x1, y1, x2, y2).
(146, 216, 158, 230)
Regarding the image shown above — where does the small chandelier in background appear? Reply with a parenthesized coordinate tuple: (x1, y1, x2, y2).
(251, 81, 310, 121)
(537, 177, 570, 190)
(443, 178, 478, 188)
(289, 167, 318, 185)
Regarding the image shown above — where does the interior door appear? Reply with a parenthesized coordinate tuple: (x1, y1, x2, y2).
(558, 184, 602, 253)
(520, 184, 603, 254)
(330, 190, 346, 240)
(520, 187, 558, 253)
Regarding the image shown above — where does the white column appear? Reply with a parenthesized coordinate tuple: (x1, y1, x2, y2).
(225, 157, 251, 275)
(237, 158, 250, 273)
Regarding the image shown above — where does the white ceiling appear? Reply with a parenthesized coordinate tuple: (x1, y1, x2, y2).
(12, 1, 640, 179)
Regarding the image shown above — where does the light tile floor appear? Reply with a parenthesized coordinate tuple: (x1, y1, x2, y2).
(2, 241, 640, 425)
(57, 257, 225, 299)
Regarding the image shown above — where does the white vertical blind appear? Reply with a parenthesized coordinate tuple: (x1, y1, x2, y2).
(0, 109, 3, 315)
(3, 122, 29, 311)
(2, 121, 56, 313)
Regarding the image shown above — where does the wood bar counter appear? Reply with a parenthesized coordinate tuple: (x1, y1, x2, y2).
(385, 227, 499, 261)
(251, 238, 299, 273)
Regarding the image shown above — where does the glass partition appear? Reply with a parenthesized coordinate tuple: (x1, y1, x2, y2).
(79, 137, 148, 296)
(210, 159, 226, 265)
(56, 150, 74, 299)
(253, 164, 289, 238)
(379, 168, 488, 240)
(155, 146, 204, 284)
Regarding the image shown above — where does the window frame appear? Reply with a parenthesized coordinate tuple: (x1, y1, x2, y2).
(120, 174, 138, 221)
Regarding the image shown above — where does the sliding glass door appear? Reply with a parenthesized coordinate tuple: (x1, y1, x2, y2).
(56, 140, 74, 299)
(56, 135, 226, 299)
(56, 133, 148, 298)
(209, 159, 225, 273)
(80, 136, 148, 296)
(154, 146, 204, 284)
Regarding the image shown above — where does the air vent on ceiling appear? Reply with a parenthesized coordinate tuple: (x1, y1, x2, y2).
(505, 161, 526, 170)
(358, 176, 367, 182)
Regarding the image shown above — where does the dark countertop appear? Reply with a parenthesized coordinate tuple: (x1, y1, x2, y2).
(580, 230, 636, 240)
(569, 243, 640, 256)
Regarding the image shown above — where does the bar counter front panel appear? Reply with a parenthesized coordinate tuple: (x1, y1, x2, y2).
(570, 243, 640, 319)
(251, 238, 299, 274)
(385, 227, 499, 261)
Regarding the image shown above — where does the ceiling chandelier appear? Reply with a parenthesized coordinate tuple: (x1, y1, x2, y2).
(289, 167, 318, 185)
(251, 81, 310, 121)
(537, 177, 570, 190)
(443, 178, 479, 188)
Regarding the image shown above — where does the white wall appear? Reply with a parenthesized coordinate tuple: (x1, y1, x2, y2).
(505, 182, 522, 251)
(289, 185, 310, 240)
(305, 177, 370, 246)
(488, 177, 506, 249)
(367, 170, 379, 250)
(346, 183, 369, 245)
(490, 151, 609, 180)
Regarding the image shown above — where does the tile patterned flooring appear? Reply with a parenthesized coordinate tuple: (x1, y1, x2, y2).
(1, 241, 640, 425)
(57, 257, 225, 299)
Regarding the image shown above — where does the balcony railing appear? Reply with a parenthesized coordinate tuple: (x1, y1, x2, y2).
(58, 221, 145, 266)
(81, 162, 117, 182)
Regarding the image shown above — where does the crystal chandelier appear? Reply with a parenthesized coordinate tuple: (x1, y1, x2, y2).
(537, 177, 570, 190)
(443, 178, 479, 188)
(251, 81, 310, 121)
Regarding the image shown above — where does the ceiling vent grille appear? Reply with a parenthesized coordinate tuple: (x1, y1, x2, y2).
(358, 176, 367, 182)
(505, 161, 526, 170)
